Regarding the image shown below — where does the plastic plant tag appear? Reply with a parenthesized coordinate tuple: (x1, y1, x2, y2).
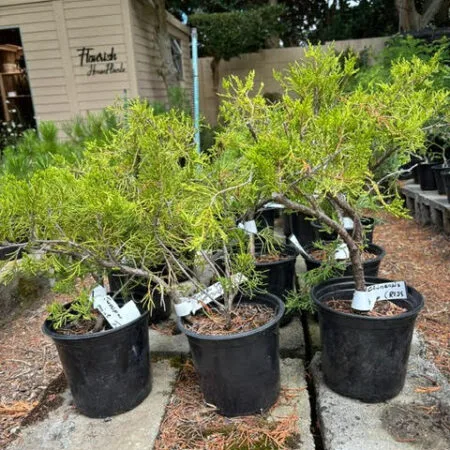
(91, 285, 140, 328)
(288, 234, 308, 257)
(334, 243, 350, 260)
(263, 202, 285, 209)
(238, 220, 258, 234)
(174, 273, 248, 317)
(342, 217, 354, 230)
(351, 281, 407, 312)
(366, 281, 407, 302)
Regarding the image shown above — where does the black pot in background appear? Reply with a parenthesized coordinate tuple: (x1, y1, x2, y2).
(432, 164, 450, 195)
(255, 207, 278, 229)
(283, 212, 315, 247)
(255, 244, 298, 326)
(442, 171, 450, 203)
(312, 277, 423, 403)
(0, 244, 24, 260)
(108, 273, 171, 323)
(43, 304, 151, 417)
(178, 293, 284, 417)
(418, 162, 438, 191)
(311, 217, 375, 244)
(303, 243, 385, 278)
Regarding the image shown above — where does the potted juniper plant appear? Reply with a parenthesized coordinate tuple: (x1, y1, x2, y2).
(172, 152, 289, 417)
(215, 44, 447, 402)
(0, 101, 213, 417)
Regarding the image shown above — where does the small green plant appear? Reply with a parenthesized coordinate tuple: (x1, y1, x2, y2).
(62, 109, 118, 147)
(0, 122, 82, 179)
(47, 291, 95, 330)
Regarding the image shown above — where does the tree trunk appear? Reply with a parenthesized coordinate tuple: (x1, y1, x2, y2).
(396, 0, 445, 31)
(154, 0, 179, 93)
(211, 57, 221, 121)
(266, 0, 280, 48)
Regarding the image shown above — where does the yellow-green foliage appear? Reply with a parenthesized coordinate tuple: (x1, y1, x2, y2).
(215, 45, 448, 221)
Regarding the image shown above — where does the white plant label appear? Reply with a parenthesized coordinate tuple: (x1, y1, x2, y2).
(366, 281, 407, 301)
(288, 234, 308, 257)
(263, 202, 285, 209)
(334, 243, 350, 260)
(342, 217, 354, 230)
(91, 285, 140, 328)
(351, 281, 407, 311)
(174, 273, 248, 317)
(238, 220, 258, 234)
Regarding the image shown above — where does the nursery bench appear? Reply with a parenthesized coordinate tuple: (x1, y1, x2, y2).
(401, 181, 450, 234)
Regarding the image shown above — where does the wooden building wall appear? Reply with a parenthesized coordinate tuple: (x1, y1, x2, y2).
(0, 0, 191, 130)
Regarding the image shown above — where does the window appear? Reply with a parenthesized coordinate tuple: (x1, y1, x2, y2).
(170, 37, 183, 81)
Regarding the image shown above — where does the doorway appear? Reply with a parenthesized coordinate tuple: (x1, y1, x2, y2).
(0, 27, 36, 149)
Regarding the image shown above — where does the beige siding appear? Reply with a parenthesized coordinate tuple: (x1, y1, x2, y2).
(199, 37, 389, 125)
(63, 0, 133, 114)
(130, 0, 192, 104)
(0, 1, 72, 129)
(0, 0, 190, 129)
(130, 0, 166, 101)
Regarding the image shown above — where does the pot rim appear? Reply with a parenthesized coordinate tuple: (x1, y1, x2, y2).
(178, 292, 285, 341)
(311, 276, 424, 321)
(42, 300, 149, 341)
(304, 242, 385, 264)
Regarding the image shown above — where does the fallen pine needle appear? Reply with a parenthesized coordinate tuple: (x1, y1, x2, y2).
(0, 401, 37, 418)
(414, 386, 441, 394)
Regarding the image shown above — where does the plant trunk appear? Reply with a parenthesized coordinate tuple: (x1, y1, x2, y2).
(211, 57, 221, 121)
(271, 193, 366, 291)
(396, 0, 445, 31)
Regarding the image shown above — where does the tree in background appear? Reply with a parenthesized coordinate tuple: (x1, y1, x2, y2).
(188, 5, 284, 113)
(396, 0, 450, 31)
(167, 1, 327, 46)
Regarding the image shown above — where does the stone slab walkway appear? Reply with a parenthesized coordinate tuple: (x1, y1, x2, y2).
(311, 335, 450, 450)
(6, 361, 177, 450)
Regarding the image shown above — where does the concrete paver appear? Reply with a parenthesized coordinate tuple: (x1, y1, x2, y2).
(7, 360, 177, 450)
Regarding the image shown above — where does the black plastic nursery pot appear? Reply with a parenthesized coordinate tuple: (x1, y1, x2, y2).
(254, 244, 298, 326)
(178, 293, 284, 417)
(311, 277, 423, 403)
(108, 272, 171, 323)
(283, 212, 315, 247)
(432, 164, 450, 195)
(303, 243, 385, 278)
(311, 217, 375, 244)
(0, 244, 24, 260)
(443, 171, 450, 203)
(43, 305, 151, 418)
(418, 162, 438, 191)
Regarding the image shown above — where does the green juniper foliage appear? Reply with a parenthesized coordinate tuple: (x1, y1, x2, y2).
(0, 100, 259, 316)
(47, 290, 95, 330)
(214, 44, 448, 293)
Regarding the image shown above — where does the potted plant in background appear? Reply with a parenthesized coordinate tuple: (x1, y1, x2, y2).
(214, 44, 447, 402)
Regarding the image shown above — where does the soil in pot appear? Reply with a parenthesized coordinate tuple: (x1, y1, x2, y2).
(178, 293, 284, 417)
(43, 301, 151, 418)
(311, 276, 423, 403)
(304, 243, 385, 278)
(326, 299, 407, 317)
